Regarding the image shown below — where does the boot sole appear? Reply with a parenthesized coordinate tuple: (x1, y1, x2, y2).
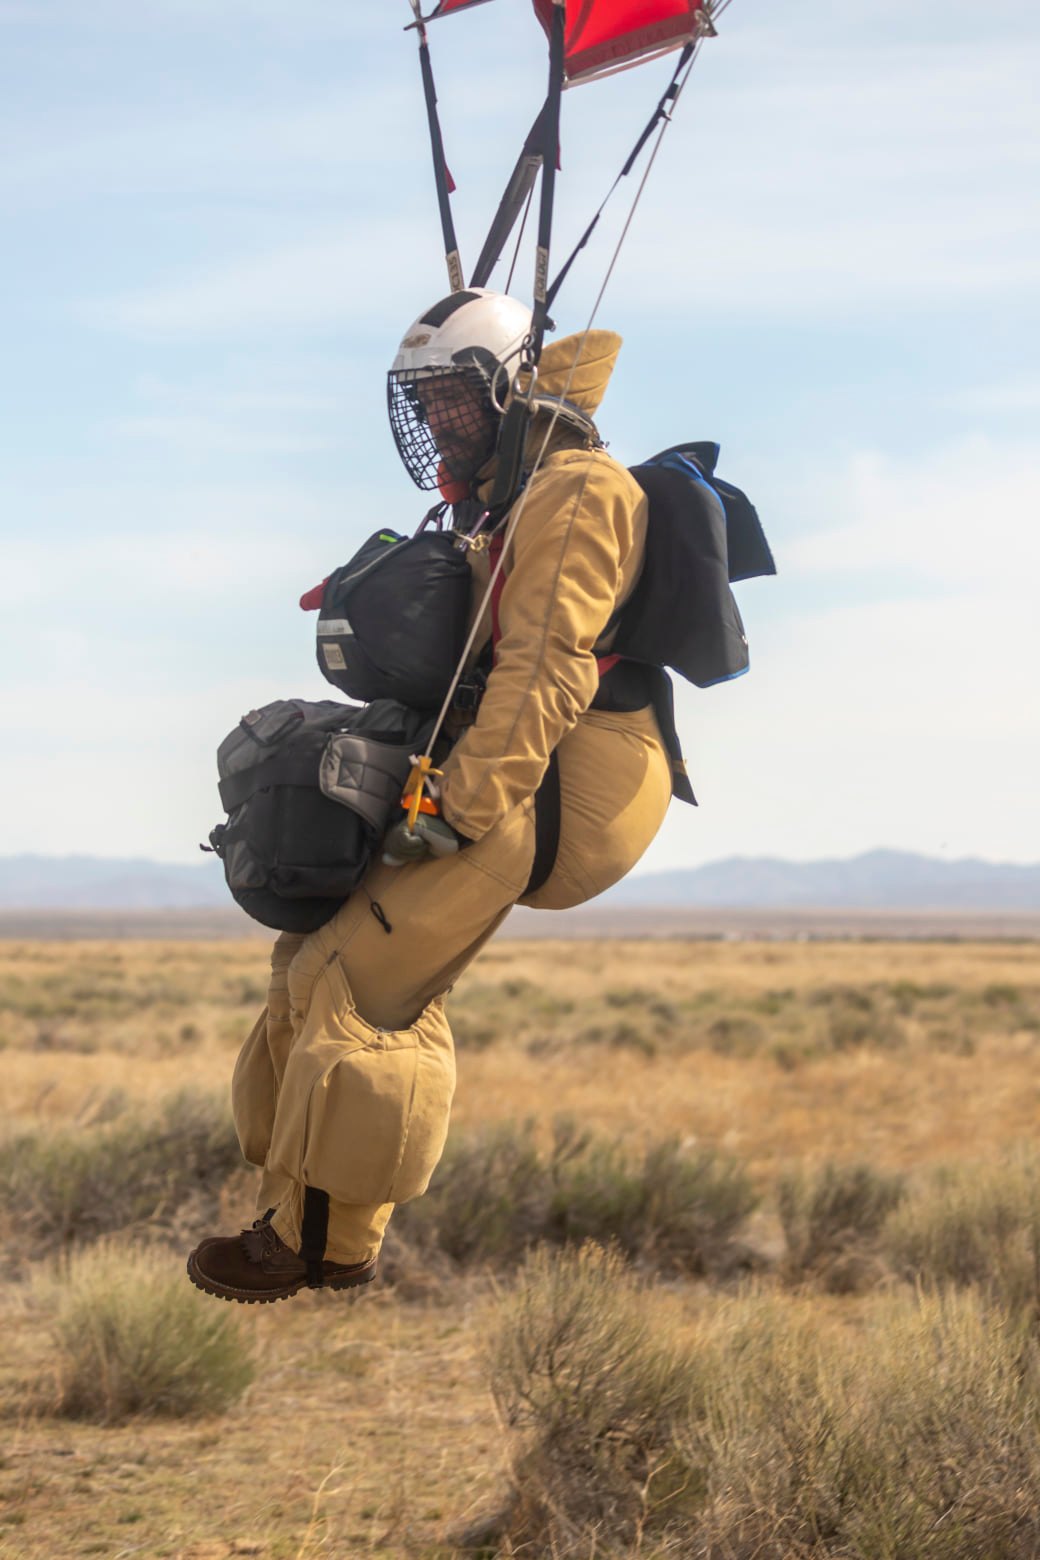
(185, 1251, 377, 1305)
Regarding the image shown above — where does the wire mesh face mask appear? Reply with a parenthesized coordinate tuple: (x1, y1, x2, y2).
(387, 366, 501, 492)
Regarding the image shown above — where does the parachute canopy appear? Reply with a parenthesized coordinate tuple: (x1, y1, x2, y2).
(427, 0, 713, 85)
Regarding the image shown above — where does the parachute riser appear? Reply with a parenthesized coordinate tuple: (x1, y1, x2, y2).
(408, 2, 465, 292)
(527, 0, 566, 365)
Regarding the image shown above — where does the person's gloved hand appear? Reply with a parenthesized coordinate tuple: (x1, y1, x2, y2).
(382, 813, 462, 867)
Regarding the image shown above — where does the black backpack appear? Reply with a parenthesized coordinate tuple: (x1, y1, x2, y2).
(315, 526, 472, 709)
(616, 442, 776, 689)
(208, 698, 433, 933)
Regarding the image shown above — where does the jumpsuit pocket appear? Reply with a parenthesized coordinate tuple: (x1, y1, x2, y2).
(266, 954, 456, 1205)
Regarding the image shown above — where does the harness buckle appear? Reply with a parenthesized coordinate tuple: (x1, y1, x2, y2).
(452, 670, 487, 718)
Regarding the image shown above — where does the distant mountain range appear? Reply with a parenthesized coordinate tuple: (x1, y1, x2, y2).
(605, 849, 1040, 910)
(0, 855, 229, 911)
(1, 849, 1038, 912)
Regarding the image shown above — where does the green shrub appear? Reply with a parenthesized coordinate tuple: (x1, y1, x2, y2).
(779, 1160, 906, 1287)
(489, 1245, 700, 1556)
(576, 1019, 657, 1055)
(489, 1263, 1040, 1559)
(705, 1013, 767, 1056)
(44, 1242, 254, 1423)
(547, 1126, 757, 1272)
(694, 1289, 1040, 1560)
(0, 1089, 243, 1250)
(395, 1119, 757, 1276)
(882, 1155, 1040, 1311)
(399, 1120, 547, 1264)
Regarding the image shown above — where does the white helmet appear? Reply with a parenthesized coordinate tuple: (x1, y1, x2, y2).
(388, 288, 533, 492)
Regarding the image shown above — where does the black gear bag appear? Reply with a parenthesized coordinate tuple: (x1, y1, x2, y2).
(208, 698, 432, 933)
(315, 526, 472, 709)
(615, 443, 776, 689)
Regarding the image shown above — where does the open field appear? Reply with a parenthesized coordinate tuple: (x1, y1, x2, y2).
(2, 935, 1040, 1558)
(3, 905, 1040, 941)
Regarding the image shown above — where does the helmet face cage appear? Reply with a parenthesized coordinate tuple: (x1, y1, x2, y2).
(387, 366, 499, 492)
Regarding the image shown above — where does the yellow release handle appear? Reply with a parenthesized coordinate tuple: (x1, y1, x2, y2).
(403, 755, 443, 831)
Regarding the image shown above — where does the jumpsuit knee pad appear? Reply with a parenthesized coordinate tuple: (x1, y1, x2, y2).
(267, 951, 456, 1206)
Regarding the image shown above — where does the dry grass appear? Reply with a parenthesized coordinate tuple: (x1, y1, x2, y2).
(3, 933, 1040, 1557)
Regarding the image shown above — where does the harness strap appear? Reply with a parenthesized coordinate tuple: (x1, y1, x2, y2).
(648, 667, 697, 806)
(298, 1186, 330, 1289)
(525, 749, 561, 895)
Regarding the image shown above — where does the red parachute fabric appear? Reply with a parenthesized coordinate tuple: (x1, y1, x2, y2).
(428, 0, 708, 84)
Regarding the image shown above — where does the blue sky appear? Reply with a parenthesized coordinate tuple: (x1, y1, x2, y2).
(1, 0, 1038, 871)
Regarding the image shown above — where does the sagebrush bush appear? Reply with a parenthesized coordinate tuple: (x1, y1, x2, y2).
(693, 1288, 1040, 1560)
(546, 1125, 757, 1271)
(0, 1089, 242, 1249)
(882, 1154, 1040, 1311)
(396, 1118, 756, 1274)
(402, 1119, 547, 1264)
(43, 1242, 254, 1423)
(778, 1160, 906, 1287)
(489, 1245, 701, 1556)
(490, 1255, 1040, 1559)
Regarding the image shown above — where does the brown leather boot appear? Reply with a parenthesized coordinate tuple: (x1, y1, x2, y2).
(187, 1221, 377, 1304)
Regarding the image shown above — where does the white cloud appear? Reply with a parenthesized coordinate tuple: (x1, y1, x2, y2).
(87, 222, 426, 338)
(0, 664, 351, 860)
(0, 488, 351, 611)
(543, 27, 1040, 320)
(942, 381, 1040, 417)
(109, 415, 333, 457)
(784, 438, 1040, 594)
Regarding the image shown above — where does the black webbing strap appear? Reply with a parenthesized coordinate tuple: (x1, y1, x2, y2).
(529, 2, 566, 363)
(525, 748, 561, 895)
(415, 22, 464, 292)
(470, 103, 550, 290)
(484, 400, 531, 522)
(299, 1186, 330, 1289)
(546, 43, 694, 313)
(479, 8, 565, 524)
(218, 752, 319, 813)
(649, 668, 697, 806)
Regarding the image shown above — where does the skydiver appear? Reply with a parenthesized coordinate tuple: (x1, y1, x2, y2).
(187, 290, 684, 1302)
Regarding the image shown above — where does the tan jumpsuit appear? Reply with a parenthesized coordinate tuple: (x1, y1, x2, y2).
(230, 331, 676, 1263)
